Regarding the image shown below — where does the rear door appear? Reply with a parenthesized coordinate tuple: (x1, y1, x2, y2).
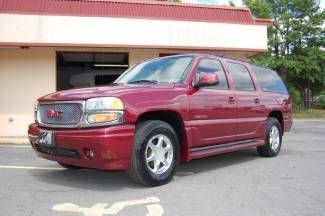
(189, 58, 237, 147)
(225, 61, 265, 140)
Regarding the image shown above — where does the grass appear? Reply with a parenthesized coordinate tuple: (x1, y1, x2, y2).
(293, 109, 325, 119)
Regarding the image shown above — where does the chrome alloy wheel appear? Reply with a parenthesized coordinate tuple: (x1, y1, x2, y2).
(269, 126, 280, 151)
(145, 134, 174, 175)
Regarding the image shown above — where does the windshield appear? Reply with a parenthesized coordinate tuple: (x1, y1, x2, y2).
(115, 56, 193, 84)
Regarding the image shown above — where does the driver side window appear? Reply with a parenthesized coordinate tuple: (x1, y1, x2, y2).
(196, 59, 228, 90)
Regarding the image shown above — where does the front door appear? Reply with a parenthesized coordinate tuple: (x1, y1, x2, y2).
(189, 58, 237, 147)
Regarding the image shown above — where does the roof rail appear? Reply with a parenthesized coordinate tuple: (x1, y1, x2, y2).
(210, 53, 225, 57)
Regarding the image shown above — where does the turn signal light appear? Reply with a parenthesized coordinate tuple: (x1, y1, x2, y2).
(87, 113, 119, 124)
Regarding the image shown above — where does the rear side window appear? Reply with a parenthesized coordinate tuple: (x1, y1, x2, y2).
(196, 59, 228, 90)
(226, 62, 255, 91)
(252, 65, 288, 94)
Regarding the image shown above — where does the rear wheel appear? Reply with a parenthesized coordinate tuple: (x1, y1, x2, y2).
(57, 162, 81, 169)
(128, 120, 179, 186)
(257, 117, 282, 157)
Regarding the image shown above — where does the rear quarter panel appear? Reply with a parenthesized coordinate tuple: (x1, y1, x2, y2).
(260, 92, 292, 132)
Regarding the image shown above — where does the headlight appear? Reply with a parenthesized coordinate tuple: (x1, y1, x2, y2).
(34, 101, 39, 122)
(85, 97, 124, 125)
(86, 97, 124, 111)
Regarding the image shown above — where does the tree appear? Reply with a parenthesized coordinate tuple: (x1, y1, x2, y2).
(244, 0, 325, 109)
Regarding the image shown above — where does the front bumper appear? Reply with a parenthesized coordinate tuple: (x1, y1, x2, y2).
(28, 123, 135, 171)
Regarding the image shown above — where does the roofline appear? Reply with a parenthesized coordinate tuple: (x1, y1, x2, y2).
(0, 0, 273, 26)
(84, 0, 251, 11)
(255, 18, 274, 26)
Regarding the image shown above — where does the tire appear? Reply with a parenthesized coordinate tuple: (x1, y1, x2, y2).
(57, 162, 81, 169)
(257, 117, 282, 157)
(128, 120, 179, 186)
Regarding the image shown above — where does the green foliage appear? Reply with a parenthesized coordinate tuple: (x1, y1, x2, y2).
(228, 1, 236, 6)
(287, 83, 302, 111)
(314, 96, 325, 109)
(244, 0, 325, 110)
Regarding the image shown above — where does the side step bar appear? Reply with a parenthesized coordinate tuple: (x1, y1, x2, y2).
(190, 139, 264, 160)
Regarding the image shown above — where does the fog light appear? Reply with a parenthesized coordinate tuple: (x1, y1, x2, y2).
(84, 148, 94, 160)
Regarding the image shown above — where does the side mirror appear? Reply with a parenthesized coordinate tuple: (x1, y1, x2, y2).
(194, 72, 219, 88)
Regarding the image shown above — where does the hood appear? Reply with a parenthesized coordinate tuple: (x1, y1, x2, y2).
(39, 83, 175, 101)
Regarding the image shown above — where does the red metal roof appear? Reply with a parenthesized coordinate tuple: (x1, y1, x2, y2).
(0, 0, 272, 25)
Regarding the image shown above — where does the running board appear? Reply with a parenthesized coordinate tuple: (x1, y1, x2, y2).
(189, 139, 264, 160)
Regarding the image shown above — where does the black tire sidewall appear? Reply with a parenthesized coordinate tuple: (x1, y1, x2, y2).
(265, 118, 282, 156)
(136, 121, 179, 186)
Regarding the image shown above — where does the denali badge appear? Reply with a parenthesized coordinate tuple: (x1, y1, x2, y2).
(47, 110, 62, 118)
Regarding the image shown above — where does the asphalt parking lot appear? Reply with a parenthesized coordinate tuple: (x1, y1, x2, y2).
(0, 120, 325, 216)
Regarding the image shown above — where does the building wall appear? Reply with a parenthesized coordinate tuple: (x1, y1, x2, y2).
(129, 50, 159, 66)
(0, 47, 161, 137)
(0, 48, 56, 136)
(0, 14, 268, 52)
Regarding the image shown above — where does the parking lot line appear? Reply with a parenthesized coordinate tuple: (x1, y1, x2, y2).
(0, 165, 64, 170)
(52, 197, 164, 216)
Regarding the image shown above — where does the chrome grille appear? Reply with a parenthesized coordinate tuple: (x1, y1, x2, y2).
(38, 102, 83, 126)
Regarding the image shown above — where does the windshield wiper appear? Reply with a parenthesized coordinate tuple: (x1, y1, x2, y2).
(129, 80, 159, 84)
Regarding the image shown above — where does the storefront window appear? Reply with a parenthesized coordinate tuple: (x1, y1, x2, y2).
(56, 52, 129, 90)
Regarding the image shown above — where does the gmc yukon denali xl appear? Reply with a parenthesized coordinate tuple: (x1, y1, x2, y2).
(28, 54, 292, 186)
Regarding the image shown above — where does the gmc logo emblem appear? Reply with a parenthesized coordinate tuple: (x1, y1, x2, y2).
(47, 110, 62, 118)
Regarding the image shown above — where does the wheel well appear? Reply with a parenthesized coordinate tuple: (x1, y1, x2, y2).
(136, 110, 185, 145)
(268, 111, 284, 133)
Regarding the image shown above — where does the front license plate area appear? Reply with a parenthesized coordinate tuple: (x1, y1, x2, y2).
(38, 130, 55, 147)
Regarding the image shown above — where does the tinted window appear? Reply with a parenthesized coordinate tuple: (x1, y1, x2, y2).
(115, 56, 193, 84)
(252, 65, 288, 94)
(196, 59, 228, 90)
(227, 62, 255, 91)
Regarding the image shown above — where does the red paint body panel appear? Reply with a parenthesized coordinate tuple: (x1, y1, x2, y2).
(188, 89, 238, 146)
(28, 123, 135, 170)
(28, 54, 292, 170)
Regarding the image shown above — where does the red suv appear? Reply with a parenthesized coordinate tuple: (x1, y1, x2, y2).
(28, 54, 292, 186)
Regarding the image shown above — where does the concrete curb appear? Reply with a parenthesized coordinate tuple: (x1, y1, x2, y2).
(0, 138, 29, 145)
(293, 119, 325, 121)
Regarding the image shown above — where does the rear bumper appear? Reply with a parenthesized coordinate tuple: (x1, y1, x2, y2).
(28, 123, 135, 171)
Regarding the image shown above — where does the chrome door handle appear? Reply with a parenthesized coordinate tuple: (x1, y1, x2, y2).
(228, 96, 236, 104)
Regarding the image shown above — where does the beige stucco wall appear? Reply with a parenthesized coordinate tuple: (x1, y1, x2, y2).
(0, 48, 56, 136)
(129, 50, 159, 66)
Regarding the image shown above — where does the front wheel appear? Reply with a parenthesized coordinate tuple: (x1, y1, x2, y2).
(128, 120, 179, 186)
(257, 117, 282, 157)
